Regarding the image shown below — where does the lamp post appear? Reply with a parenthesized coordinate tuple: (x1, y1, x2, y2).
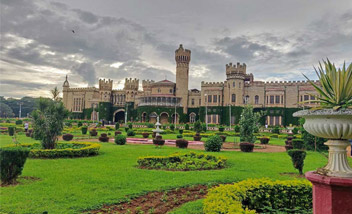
(174, 98, 177, 127)
(204, 94, 208, 130)
(19, 102, 23, 118)
(228, 83, 231, 130)
(125, 103, 128, 125)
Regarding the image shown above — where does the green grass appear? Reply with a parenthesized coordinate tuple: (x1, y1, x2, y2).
(169, 199, 204, 214)
(0, 134, 338, 214)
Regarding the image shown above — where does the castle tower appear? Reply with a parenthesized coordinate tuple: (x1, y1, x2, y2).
(62, 75, 70, 109)
(224, 62, 246, 106)
(175, 44, 191, 113)
(124, 78, 139, 102)
(99, 79, 113, 102)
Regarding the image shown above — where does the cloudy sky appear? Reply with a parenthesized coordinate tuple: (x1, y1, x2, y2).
(1, 0, 351, 98)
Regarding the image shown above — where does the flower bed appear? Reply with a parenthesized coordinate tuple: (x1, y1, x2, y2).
(7, 142, 101, 158)
(137, 152, 226, 171)
(203, 178, 312, 214)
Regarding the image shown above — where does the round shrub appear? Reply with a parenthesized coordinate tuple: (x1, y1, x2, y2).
(202, 123, 207, 132)
(176, 139, 189, 148)
(259, 137, 270, 144)
(115, 135, 126, 145)
(128, 123, 133, 129)
(62, 133, 74, 141)
(271, 126, 280, 134)
(8, 126, 15, 136)
(292, 127, 299, 134)
(288, 149, 307, 174)
(9, 142, 101, 158)
(179, 129, 183, 134)
(126, 129, 135, 136)
(77, 121, 82, 127)
(115, 131, 122, 136)
(98, 133, 109, 142)
(292, 139, 304, 149)
(153, 136, 165, 146)
(204, 135, 223, 152)
(218, 126, 225, 132)
(81, 126, 88, 135)
(115, 123, 120, 130)
(89, 129, 98, 136)
(234, 125, 240, 133)
(170, 124, 175, 131)
(142, 132, 150, 138)
(240, 142, 254, 152)
(203, 178, 312, 214)
(15, 120, 23, 125)
(219, 135, 226, 142)
(138, 152, 226, 171)
(0, 147, 29, 185)
(176, 134, 183, 139)
(125, 127, 129, 132)
(185, 124, 190, 130)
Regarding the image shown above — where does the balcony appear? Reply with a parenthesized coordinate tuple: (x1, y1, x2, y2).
(138, 96, 182, 107)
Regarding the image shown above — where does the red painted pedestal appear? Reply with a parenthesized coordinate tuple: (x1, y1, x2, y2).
(306, 171, 352, 214)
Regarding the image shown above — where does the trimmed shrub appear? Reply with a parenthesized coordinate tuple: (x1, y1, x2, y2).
(15, 120, 23, 125)
(138, 152, 226, 171)
(77, 121, 82, 127)
(204, 135, 223, 152)
(193, 133, 202, 141)
(240, 142, 254, 152)
(202, 123, 207, 132)
(115, 135, 126, 145)
(115, 123, 120, 130)
(99, 133, 109, 142)
(203, 178, 312, 214)
(176, 134, 183, 139)
(288, 149, 307, 174)
(176, 139, 189, 148)
(271, 134, 279, 138)
(179, 129, 183, 134)
(170, 124, 175, 131)
(125, 127, 129, 132)
(147, 123, 154, 128)
(153, 136, 165, 146)
(193, 120, 202, 133)
(9, 142, 100, 158)
(128, 123, 133, 129)
(8, 126, 15, 136)
(292, 127, 299, 134)
(219, 135, 226, 142)
(62, 134, 73, 141)
(292, 139, 304, 149)
(89, 129, 98, 136)
(271, 126, 280, 134)
(185, 124, 190, 130)
(0, 147, 30, 185)
(142, 133, 150, 138)
(234, 125, 240, 133)
(81, 126, 88, 135)
(259, 137, 270, 144)
(126, 129, 135, 136)
(218, 126, 225, 132)
(115, 131, 122, 136)
(285, 145, 294, 151)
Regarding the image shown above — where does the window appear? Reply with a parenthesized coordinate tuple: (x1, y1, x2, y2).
(189, 113, 196, 123)
(191, 99, 194, 106)
(232, 94, 236, 102)
(207, 115, 211, 123)
(269, 116, 274, 125)
(255, 95, 259, 104)
(208, 95, 212, 103)
(310, 95, 315, 100)
(304, 95, 309, 101)
(275, 116, 280, 125)
(169, 89, 173, 93)
(213, 95, 217, 103)
(239, 82, 241, 88)
(212, 115, 217, 124)
(270, 95, 274, 104)
(244, 95, 249, 104)
(275, 95, 280, 104)
(233, 81, 235, 87)
(158, 88, 161, 93)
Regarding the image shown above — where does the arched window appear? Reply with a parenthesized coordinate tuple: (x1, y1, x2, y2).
(244, 95, 249, 104)
(255, 95, 259, 104)
(233, 81, 235, 87)
(232, 94, 236, 102)
(189, 113, 196, 123)
(158, 88, 161, 93)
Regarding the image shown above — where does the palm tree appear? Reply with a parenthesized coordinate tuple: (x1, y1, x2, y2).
(51, 87, 62, 102)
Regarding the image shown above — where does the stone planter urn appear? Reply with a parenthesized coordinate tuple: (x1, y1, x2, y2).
(294, 109, 352, 214)
(294, 109, 352, 178)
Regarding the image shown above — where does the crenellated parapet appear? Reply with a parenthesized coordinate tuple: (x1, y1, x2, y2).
(263, 80, 320, 86)
(226, 62, 246, 75)
(67, 87, 98, 92)
(201, 81, 224, 88)
(175, 44, 191, 66)
(124, 78, 139, 90)
(99, 79, 113, 91)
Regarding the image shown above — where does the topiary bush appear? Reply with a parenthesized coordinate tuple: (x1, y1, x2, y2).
(193, 120, 202, 133)
(179, 129, 183, 134)
(193, 133, 202, 141)
(239, 105, 262, 143)
(204, 135, 223, 152)
(218, 126, 225, 132)
(259, 137, 270, 144)
(77, 121, 82, 127)
(15, 120, 23, 125)
(153, 135, 165, 146)
(126, 129, 135, 136)
(288, 149, 307, 174)
(292, 139, 304, 149)
(138, 152, 226, 171)
(202, 123, 207, 132)
(81, 126, 88, 135)
(234, 125, 240, 133)
(170, 124, 175, 131)
(176, 139, 189, 148)
(115, 123, 120, 130)
(125, 127, 129, 132)
(0, 147, 30, 185)
(8, 126, 15, 136)
(292, 127, 299, 134)
(89, 129, 98, 136)
(203, 178, 312, 214)
(176, 134, 183, 139)
(142, 132, 150, 138)
(62, 133, 73, 141)
(240, 142, 254, 152)
(185, 124, 190, 130)
(128, 123, 133, 129)
(271, 126, 280, 134)
(115, 135, 126, 145)
(99, 133, 109, 142)
(219, 135, 226, 142)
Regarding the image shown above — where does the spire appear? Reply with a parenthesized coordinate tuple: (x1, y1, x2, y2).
(63, 75, 69, 87)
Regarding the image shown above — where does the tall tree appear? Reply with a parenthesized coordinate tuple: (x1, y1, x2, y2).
(51, 87, 62, 102)
(0, 103, 14, 118)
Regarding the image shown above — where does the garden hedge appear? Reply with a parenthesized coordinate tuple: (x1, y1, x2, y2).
(0, 147, 30, 185)
(203, 178, 312, 214)
(7, 142, 101, 158)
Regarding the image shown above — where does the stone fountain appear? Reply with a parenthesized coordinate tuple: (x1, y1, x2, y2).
(152, 116, 165, 146)
(152, 116, 164, 137)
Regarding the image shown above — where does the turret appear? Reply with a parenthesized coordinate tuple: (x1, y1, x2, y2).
(175, 44, 191, 113)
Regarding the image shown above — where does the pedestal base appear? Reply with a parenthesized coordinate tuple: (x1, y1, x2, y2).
(306, 171, 352, 214)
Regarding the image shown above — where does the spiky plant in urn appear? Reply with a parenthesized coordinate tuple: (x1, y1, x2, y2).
(293, 59, 352, 178)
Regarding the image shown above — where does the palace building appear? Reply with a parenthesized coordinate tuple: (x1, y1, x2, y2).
(62, 44, 319, 126)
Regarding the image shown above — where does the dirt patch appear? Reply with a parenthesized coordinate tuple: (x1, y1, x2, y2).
(87, 185, 208, 214)
(280, 172, 306, 179)
(1, 176, 40, 187)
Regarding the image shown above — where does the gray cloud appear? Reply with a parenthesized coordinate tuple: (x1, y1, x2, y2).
(72, 62, 96, 86)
